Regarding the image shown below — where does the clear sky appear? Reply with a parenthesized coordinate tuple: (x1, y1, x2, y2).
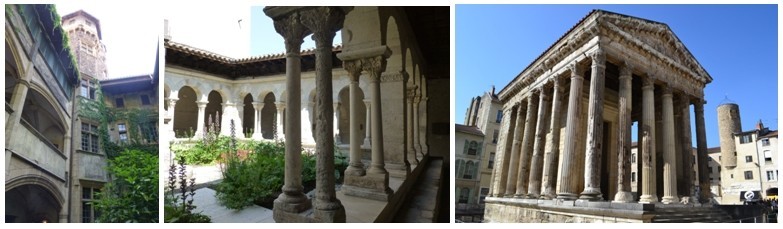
(456, 4, 778, 147)
(55, 3, 159, 78)
(250, 6, 342, 56)
(163, 3, 250, 58)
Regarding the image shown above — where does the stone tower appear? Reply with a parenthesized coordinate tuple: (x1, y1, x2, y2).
(717, 103, 741, 168)
(62, 10, 108, 80)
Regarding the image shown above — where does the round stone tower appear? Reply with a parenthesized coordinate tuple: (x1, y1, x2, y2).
(717, 103, 741, 168)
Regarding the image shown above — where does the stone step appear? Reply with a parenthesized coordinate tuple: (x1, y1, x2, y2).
(651, 207, 733, 223)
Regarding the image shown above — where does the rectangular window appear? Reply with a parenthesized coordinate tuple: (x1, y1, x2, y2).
(115, 98, 124, 108)
(740, 134, 753, 144)
(746, 155, 753, 163)
(140, 95, 151, 105)
(631, 172, 636, 182)
(631, 153, 636, 163)
(82, 187, 100, 223)
(744, 171, 753, 180)
(496, 110, 502, 123)
(117, 123, 126, 132)
(81, 123, 100, 153)
(480, 187, 489, 204)
(488, 152, 495, 169)
(767, 171, 776, 181)
(81, 83, 89, 98)
(762, 139, 770, 146)
(117, 123, 128, 142)
(764, 150, 772, 162)
(492, 130, 499, 144)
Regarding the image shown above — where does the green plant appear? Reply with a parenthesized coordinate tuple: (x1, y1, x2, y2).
(93, 149, 158, 223)
(164, 155, 211, 223)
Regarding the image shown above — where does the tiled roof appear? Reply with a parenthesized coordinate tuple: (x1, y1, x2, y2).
(455, 124, 484, 136)
(165, 39, 342, 64)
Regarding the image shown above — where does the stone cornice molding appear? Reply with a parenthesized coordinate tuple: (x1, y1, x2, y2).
(380, 71, 404, 82)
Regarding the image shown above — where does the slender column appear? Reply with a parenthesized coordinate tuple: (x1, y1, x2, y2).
(580, 48, 606, 200)
(275, 102, 286, 140)
(694, 100, 711, 203)
(661, 85, 679, 204)
(362, 99, 372, 147)
(365, 57, 389, 176)
(504, 103, 526, 197)
(540, 76, 564, 199)
(194, 101, 208, 138)
(679, 95, 694, 199)
(333, 102, 341, 143)
(639, 76, 658, 203)
(527, 86, 551, 198)
(168, 98, 179, 137)
(613, 62, 634, 203)
(515, 91, 539, 198)
(252, 102, 264, 139)
(556, 62, 584, 200)
(413, 94, 423, 158)
(220, 101, 237, 136)
(301, 7, 347, 222)
(406, 86, 418, 165)
(267, 9, 312, 216)
(343, 59, 365, 176)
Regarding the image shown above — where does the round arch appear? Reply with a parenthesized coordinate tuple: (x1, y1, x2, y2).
(174, 86, 198, 137)
(5, 175, 64, 223)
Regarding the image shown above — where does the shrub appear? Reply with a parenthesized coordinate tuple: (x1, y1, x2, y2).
(214, 141, 287, 210)
(93, 149, 158, 223)
(177, 136, 232, 165)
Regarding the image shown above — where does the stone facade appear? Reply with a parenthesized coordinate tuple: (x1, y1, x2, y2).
(485, 10, 714, 222)
(455, 124, 485, 222)
(5, 5, 80, 223)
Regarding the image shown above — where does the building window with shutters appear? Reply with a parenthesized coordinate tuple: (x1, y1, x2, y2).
(464, 161, 475, 179)
(488, 152, 495, 169)
(767, 170, 776, 181)
(467, 141, 478, 155)
(459, 188, 470, 204)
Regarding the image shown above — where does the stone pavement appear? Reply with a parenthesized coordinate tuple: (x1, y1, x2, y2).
(191, 188, 275, 223)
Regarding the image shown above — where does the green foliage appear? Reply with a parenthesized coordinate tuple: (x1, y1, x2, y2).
(214, 141, 288, 210)
(164, 156, 211, 223)
(93, 149, 158, 223)
(177, 136, 232, 165)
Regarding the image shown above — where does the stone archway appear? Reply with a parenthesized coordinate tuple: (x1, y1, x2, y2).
(205, 90, 224, 132)
(242, 94, 254, 137)
(337, 86, 366, 145)
(174, 86, 198, 137)
(262, 92, 277, 139)
(5, 176, 64, 223)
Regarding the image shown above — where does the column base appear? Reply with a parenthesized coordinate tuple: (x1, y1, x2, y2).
(344, 165, 366, 177)
(341, 173, 393, 201)
(385, 162, 409, 179)
(579, 188, 603, 201)
(661, 195, 679, 204)
(314, 199, 346, 222)
(362, 138, 371, 148)
(513, 192, 527, 199)
(556, 193, 578, 200)
(612, 191, 634, 203)
(272, 193, 313, 222)
(638, 194, 659, 204)
(526, 193, 540, 199)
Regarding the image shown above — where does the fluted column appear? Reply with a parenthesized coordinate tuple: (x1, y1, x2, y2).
(266, 8, 312, 217)
(580, 48, 606, 201)
(275, 102, 286, 140)
(540, 76, 564, 199)
(515, 91, 539, 198)
(504, 104, 526, 197)
(527, 86, 551, 198)
(362, 99, 372, 147)
(679, 95, 694, 199)
(333, 102, 341, 143)
(343, 60, 365, 176)
(194, 101, 208, 138)
(406, 86, 418, 165)
(301, 6, 347, 222)
(660, 85, 679, 204)
(252, 102, 264, 139)
(494, 107, 515, 197)
(639, 76, 659, 203)
(613, 62, 634, 203)
(694, 100, 710, 203)
(168, 98, 179, 137)
(556, 62, 584, 200)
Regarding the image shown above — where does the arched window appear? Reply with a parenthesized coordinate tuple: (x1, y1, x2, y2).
(463, 161, 475, 179)
(468, 141, 478, 155)
(459, 188, 470, 203)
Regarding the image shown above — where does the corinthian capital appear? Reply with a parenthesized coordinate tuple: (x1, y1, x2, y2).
(590, 47, 606, 67)
(343, 59, 362, 82)
(362, 56, 387, 82)
(271, 12, 311, 55)
(300, 7, 349, 47)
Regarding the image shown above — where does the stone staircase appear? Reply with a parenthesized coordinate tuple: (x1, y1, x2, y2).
(651, 206, 733, 223)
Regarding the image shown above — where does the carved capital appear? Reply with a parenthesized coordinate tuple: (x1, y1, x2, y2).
(406, 85, 418, 101)
(569, 62, 583, 79)
(196, 101, 209, 108)
(661, 83, 672, 95)
(550, 75, 564, 92)
(362, 55, 387, 82)
(641, 76, 655, 89)
(590, 47, 606, 68)
(300, 7, 345, 47)
(619, 61, 633, 79)
(275, 102, 286, 110)
(272, 12, 311, 55)
(343, 59, 362, 82)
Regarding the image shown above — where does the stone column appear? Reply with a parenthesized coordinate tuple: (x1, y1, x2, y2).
(694, 100, 711, 203)
(556, 62, 584, 200)
(492, 107, 514, 197)
(362, 99, 372, 147)
(613, 62, 634, 203)
(639, 76, 659, 203)
(220, 101, 237, 136)
(168, 98, 178, 137)
(266, 8, 312, 219)
(515, 91, 539, 198)
(406, 86, 418, 165)
(540, 76, 564, 199)
(252, 102, 264, 139)
(333, 102, 341, 143)
(413, 94, 423, 159)
(301, 7, 348, 222)
(275, 102, 286, 140)
(343, 59, 365, 176)
(679, 95, 694, 200)
(661, 85, 679, 204)
(194, 101, 208, 138)
(504, 103, 525, 197)
(580, 48, 606, 201)
(527, 86, 551, 198)
(5, 79, 30, 142)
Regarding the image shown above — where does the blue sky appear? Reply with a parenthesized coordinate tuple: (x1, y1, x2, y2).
(250, 6, 343, 56)
(456, 5, 777, 147)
